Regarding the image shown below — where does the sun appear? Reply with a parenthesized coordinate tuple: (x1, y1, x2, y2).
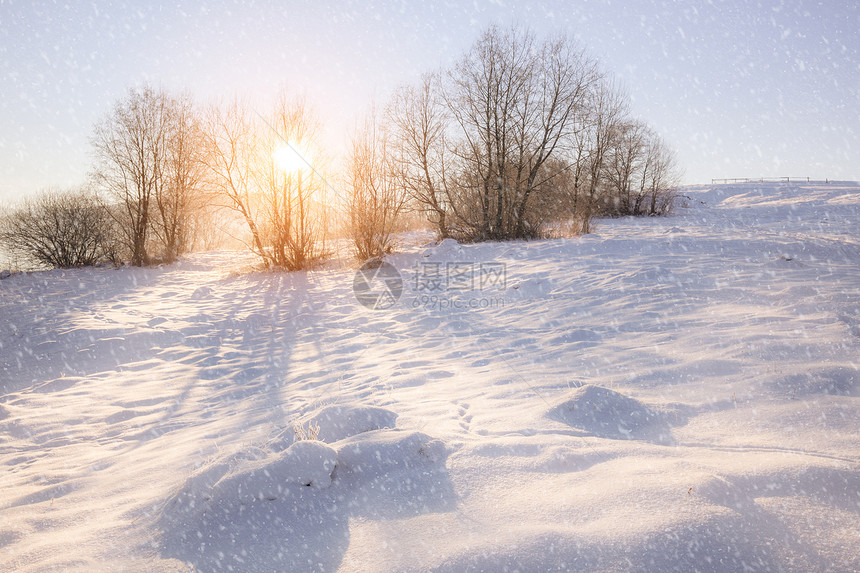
(272, 144, 307, 174)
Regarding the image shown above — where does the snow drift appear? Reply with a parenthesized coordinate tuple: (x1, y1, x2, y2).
(1, 181, 858, 572)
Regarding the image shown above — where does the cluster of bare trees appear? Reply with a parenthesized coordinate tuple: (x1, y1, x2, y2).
(89, 86, 211, 266)
(1, 25, 681, 270)
(364, 25, 681, 242)
(3, 85, 333, 270)
(603, 119, 680, 218)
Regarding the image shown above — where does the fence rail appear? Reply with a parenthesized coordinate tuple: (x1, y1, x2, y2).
(711, 177, 812, 184)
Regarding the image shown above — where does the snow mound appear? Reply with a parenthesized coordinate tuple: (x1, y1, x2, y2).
(189, 285, 213, 300)
(420, 237, 472, 263)
(266, 404, 399, 452)
(160, 429, 453, 571)
(506, 276, 555, 300)
(164, 439, 337, 523)
(159, 440, 343, 572)
(334, 429, 454, 520)
(428, 237, 461, 255)
(269, 440, 337, 489)
(306, 404, 398, 443)
(242, 312, 272, 332)
(337, 429, 447, 473)
(778, 366, 860, 397)
(547, 385, 672, 442)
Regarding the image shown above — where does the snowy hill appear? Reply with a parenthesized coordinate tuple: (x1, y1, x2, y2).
(1, 181, 858, 572)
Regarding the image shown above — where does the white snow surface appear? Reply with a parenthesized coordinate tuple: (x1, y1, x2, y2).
(1, 181, 859, 572)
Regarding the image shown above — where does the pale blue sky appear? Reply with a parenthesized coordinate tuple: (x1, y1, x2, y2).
(1, 0, 857, 203)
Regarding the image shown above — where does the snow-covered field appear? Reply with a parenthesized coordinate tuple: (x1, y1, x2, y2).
(1, 181, 858, 572)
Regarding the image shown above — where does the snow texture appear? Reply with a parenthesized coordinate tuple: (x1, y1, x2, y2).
(1, 181, 859, 572)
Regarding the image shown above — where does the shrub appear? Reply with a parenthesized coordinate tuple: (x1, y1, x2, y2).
(0, 188, 118, 268)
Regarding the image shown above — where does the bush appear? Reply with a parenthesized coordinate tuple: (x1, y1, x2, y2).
(0, 188, 117, 268)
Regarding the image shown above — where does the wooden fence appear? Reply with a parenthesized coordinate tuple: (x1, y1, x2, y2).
(711, 177, 812, 184)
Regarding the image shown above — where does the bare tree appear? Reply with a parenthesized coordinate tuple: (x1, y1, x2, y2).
(200, 98, 269, 263)
(256, 95, 330, 270)
(578, 80, 628, 232)
(390, 26, 598, 241)
(453, 27, 599, 239)
(388, 73, 452, 239)
(346, 107, 407, 260)
(153, 92, 206, 262)
(444, 25, 533, 240)
(557, 108, 597, 233)
(591, 114, 683, 219)
(201, 95, 330, 270)
(605, 119, 648, 216)
(0, 187, 117, 268)
(642, 135, 682, 216)
(91, 85, 170, 266)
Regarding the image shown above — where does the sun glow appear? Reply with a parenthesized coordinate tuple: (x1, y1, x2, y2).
(272, 144, 308, 174)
